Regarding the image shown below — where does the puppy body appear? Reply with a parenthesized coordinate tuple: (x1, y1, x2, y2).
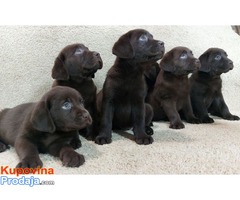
(149, 46, 201, 129)
(144, 62, 161, 102)
(189, 48, 239, 123)
(95, 29, 165, 145)
(52, 43, 102, 140)
(0, 86, 92, 168)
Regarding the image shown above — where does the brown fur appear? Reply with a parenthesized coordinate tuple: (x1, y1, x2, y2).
(149, 46, 201, 129)
(95, 29, 165, 145)
(190, 48, 240, 123)
(0, 86, 92, 168)
(52, 43, 102, 140)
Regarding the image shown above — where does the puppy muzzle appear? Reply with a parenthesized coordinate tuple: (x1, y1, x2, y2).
(77, 110, 92, 125)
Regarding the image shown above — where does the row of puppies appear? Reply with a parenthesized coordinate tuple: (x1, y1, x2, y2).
(0, 29, 239, 169)
(147, 46, 239, 130)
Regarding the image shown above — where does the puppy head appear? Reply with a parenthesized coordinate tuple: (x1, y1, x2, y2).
(52, 43, 103, 81)
(30, 86, 92, 133)
(160, 46, 200, 76)
(198, 48, 233, 75)
(112, 29, 165, 63)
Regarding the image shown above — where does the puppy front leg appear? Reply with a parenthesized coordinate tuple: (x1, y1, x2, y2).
(85, 103, 98, 141)
(209, 92, 240, 120)
(182, 96, 201, 124)
(70, 133, 82, 149)
(191, 96, 214, 123)
(132, 101, 153, 145)
(95, 100, 114, 145)
(145, 103, 154, 135)
(0, 140, 9, 152)
(162, 100, 185, 129)
(48, 142, 85, 167)
(15, 137, 43, 168)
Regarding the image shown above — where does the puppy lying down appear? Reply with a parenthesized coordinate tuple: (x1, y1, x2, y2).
(0, 86, 92, 168)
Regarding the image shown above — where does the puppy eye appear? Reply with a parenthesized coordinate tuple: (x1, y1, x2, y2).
(62, 101, 73, 110)
(180, 52, 187, 59)
(139, 34, 148, 42)
(215, 55, 221, 61)
(80, 99, 85, 105)
(74, 48, 84, 55)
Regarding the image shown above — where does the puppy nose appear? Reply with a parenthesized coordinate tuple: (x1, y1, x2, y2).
(78, 110, 89, 118)
(81, 111, 92, 124)
(82, 111, 90, 119)
(158, 41, 164, 47)
(93, 51, 100, 58)
(229, 60, 233, 65)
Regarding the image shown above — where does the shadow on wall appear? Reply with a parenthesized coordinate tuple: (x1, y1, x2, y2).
(232, 26, 240, 35)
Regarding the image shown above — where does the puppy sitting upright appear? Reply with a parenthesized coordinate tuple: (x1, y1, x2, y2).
(189, 47, 240, 123)
(52, 43, 103, 140)
(149, 46, 201, 129)
(0, 86, 92, 168)
(95, 29, 165, 145)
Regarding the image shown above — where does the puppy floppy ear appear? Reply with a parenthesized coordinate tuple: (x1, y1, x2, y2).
(51, 53, 69, 80)
(112, 33, 134, 59)
(30, 100, 56, 133)
(160, 52, 175, 72)
(199, 52, 211, 73)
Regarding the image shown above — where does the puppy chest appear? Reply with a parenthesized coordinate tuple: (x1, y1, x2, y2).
(113, 86, 146, 101)
(36, 133, 73, 152)
(159, 80, 189, 99)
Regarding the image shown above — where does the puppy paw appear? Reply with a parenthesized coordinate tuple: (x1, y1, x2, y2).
(201, 117, 214, 123)
(70, 138, 82, 149)
(16, 157, 43, 168)
(79, 129, 96, 141)
(0, 142, 9, 152)
(61, 150, 85, 167)
(145, 126, 154, 135)
(95, 136, 112, 145)
(169, 122, 185, 129)
(85, 132, 96, 141)
(223, 115, 240, 121)
(186, 117, 201, 124)
(232, 115, 240, 120)
(135, 135, 154, 145)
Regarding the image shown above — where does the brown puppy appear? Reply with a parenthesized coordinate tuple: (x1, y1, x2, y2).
(0, 86, 92, 168)
(52, 43, 102, 140)
(149, 46, 201, 129)
(95, 29, 165, 145)
(144, 62, 161, 102)
(189, 48, 240, 123)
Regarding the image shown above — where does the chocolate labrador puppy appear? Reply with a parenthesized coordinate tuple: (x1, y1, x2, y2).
(0, 86, 92, 168)
(144, 62, 161, 102)
(52, 43, 102, 140)
(95, 29, 165, 145)
(149, 46, 201, 129)
(189, 47, 240, 123)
